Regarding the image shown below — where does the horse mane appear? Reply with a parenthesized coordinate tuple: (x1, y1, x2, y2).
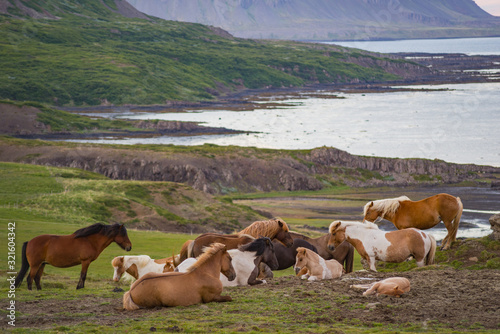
(74, 223, 127, 239)
(239, 218, 289, 238)
(363, 196, 410, 218)
(128, 255, 152, 268)
(238, 237, 272, 256)
(329, 220, 380, 233)
(186, 243, 226, 273)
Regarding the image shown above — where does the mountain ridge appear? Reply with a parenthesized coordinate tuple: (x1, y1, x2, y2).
(127, 0, 500, 40)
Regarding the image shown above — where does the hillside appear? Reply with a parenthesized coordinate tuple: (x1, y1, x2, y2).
(127, 0, 500, 41)
(0, 0, 432, 106)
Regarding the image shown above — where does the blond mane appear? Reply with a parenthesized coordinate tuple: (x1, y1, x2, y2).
(329, 220, 379, 234)
(186, 243, 226, 272)
(238, 218, 289, 238)
(363, 196, 410, 218)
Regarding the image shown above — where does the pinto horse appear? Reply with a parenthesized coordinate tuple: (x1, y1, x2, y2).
(15, 223, 132, 290)
(289, 231, 354, 273)
(178, 237, 279, 286)
(328, 221, 436, 271)
(293, 247, 344, 281)
(123, 243, 235, 310)
(112, 254, 179, 282)
(363, 193, 463, 250)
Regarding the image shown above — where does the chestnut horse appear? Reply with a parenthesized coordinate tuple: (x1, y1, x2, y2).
(328, 221, 436, 271)
(15, 223, 132, 290)
(351, 277, 411, 297)
(294, 247, 343, 281)
(289, 231, 354, 273)
(123, 243, 235, 310)
(363, 193, 463, 250)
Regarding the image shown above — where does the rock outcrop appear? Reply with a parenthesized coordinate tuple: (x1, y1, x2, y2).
(489, 214, 500, 241)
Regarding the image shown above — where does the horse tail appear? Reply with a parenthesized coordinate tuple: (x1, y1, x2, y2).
(123, 290, 140, 310)
(426, 234, 437, 266)
(15, 241, 29, 288)
(187, 240, 195, 258)
(344, 244, 355, 273)
(451, 197, 463, 243)
(178, 240, 193, 263)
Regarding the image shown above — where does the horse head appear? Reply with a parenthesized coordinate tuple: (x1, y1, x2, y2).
(114, 224, 132, 252)
(363, 201, 380, 223)
(261, 237, 279, 270)
(220, 247, 236, 281)
(111, 256, 125, 282)
(293, 247, 309, 275)
(327, 221, 346, 251)
(274, 218, 294, 247)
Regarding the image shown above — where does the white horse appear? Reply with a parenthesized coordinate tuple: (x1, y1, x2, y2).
(328, 220, 436, 271)
(293, 247, 344, 281)
(111, 255, 176, 281)
(177, 237, 279, 286)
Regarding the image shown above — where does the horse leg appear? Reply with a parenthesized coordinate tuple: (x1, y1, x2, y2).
(33, 263, 46, 290)
(27, 262, 43, 290)
(367, 257, 377, 271)
(77, 261, 91, 289)
(441, 220, 454, 250)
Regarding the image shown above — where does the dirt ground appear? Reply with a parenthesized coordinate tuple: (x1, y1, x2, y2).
(8, 266, 500, 331)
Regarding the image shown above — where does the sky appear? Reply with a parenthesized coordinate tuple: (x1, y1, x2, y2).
(474, 0, 500, 16)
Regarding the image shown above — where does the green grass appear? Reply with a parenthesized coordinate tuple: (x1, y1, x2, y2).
(0, 0, 404, 106)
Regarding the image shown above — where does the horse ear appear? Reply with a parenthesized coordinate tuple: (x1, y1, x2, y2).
(369, 202, 374, 208)
(278, 220, 283, 227)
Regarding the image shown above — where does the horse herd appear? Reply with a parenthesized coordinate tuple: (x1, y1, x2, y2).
(15, 193, 463, 309)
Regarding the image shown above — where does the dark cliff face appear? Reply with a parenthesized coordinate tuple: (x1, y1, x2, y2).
(127, 0, 499, 40)
(1, 142, 497, 195)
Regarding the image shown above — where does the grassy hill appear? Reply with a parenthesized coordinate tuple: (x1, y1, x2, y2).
(0, 0, 417, 106)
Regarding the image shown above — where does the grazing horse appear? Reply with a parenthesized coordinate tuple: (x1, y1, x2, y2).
(178, 237, 279, 286)
(178, 234, 255, 262)
(351, 277, 411, 297)
(15, 223, 132, 290)
(363, 193, 463, 250)
(328, 221, 436, 271)
(293, 247, 344, 281)
(123, 243, 235, 310)
(112, 254, 179, 282)
(289, 231, 354, 273)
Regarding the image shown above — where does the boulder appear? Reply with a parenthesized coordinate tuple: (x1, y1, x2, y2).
(489, 214, 500, 240)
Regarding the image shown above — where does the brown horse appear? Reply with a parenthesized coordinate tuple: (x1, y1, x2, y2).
(15, 223, 132, 290)
(179, 218, 293, 262)
(363, 193, 462, 250)
(123, 243, 235, 310)
(179, 234, 255, 262)
(289, 231, 354, 273)
(238, 218, 294, 247)
(328, 220, 436, 271)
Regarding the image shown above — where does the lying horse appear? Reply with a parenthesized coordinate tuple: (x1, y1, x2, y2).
(351, 277, 411, 297)
(123, 243, 235, 310)
(179, 233, 255, 262)
(289, 231, 354, 273)
(178, 237, 279, 286)
(238, 218, 294, 247)
(294, 247, 344, 281)
(328, 221, 436, 271)
(112, 255, 178, 281)
(15, 223, 132, 290)
(363, 193, 463, 250)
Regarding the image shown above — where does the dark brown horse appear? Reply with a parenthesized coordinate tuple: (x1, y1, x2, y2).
(289, 231, 354, 273)
(15, 223, 132, 290)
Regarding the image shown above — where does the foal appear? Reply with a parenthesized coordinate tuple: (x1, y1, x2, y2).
(294, 247, 343, 281)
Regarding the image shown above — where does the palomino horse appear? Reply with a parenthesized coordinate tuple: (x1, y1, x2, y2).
(363, 193, 463, 250)
(293, 247, 344, 281)
(289, 231, 354, 273)
(178, 237, 279, 286)
(179, 234, 255, 262)
(112, 254, 179, 281)
(15, 223, 132, 290)
(351, 277, 411, 297)
(123, 243, 235, 310)
(328, 221, 436, 271)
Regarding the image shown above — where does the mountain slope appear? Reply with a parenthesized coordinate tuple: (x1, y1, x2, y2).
(127, 0, 500, 40)
(0, 0, 429, 106)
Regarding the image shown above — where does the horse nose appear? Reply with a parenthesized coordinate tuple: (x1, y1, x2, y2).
(126, 245, 132, 252)
(294, 266, 300, 275)
(328, 245, 335, 251)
